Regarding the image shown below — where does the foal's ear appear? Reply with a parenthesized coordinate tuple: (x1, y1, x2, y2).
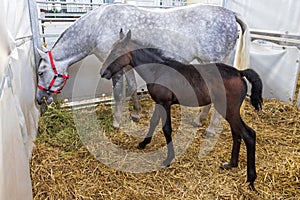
(119, 28, 125, 39)
(126, 30, 131, 40)
(122, 30, 131, 43)
(120, 30, 131, 45)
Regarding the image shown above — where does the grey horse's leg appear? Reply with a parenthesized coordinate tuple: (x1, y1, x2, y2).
(124, 65, 140, 122)
(191, 58, 213, 128)
(112, 72, 124, 129)
(197, 53, 235, 136)
(192, 104, 211, 127)
(204, 109, 224, 137)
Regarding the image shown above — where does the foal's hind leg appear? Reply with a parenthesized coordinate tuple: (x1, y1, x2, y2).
(223, 115, 257, 189)
(124, 65, 140, 122)
(221, 123, 241, 169)
(241, 121, 257, 189)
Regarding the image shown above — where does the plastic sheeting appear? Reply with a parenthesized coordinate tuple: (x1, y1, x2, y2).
(0, 0, 39, 199)
(250, 41, 300, 104)
(225, 0, 300, 35)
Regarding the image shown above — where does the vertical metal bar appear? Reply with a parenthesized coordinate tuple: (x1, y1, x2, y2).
(27, 0, 41, 71)
(222, 0, 226, 7)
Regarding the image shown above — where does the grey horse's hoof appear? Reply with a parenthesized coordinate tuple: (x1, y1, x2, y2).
(130, 113, 140, 122)
(191, 120, 203, 127)
(203, 129, 217, 138)
(113, 120, 120, 129)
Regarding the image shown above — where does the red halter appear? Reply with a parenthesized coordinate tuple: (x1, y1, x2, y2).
(37, 51, 69, 94)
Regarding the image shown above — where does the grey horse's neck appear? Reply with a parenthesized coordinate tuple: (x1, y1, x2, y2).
(50, 9, 101, 70)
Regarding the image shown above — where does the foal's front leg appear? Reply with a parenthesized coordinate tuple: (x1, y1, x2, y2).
(138, 103, 175, 166)
(137, 104, 162, 149)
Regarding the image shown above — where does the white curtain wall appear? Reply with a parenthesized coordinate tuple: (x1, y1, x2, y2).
(225, 0, 300, 35)
(0, 0, 39, 199)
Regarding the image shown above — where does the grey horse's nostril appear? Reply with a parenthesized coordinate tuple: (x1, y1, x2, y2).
(37, 99, 42, 105)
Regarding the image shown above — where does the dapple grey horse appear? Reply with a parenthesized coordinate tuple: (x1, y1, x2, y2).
(36, 3, 250, 135)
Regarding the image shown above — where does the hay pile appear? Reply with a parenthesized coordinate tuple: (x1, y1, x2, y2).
(31, 96, 300, 199)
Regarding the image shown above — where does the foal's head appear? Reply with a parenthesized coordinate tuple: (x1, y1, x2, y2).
(100, 29, 132, 79)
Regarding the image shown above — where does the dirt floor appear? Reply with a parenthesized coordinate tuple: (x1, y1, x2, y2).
(31, 96, 299, 199)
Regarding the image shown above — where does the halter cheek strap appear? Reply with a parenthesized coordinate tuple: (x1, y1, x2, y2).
(37, 51, 70, 94)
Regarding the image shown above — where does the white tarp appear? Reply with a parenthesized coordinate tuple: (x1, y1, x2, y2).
(225, 0, 300, 35)
(0, 0, 39, 199)
(250, 41, 300, 104)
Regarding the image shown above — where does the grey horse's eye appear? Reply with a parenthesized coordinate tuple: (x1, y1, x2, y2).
(38, 72, 44, 76)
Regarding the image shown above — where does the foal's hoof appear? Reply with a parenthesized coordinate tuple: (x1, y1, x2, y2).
(249, 182, 256, 192)
(137, 142, 146, 149)
(220, 162, 237, 170)
(130, 113, 140, 122)
(162, 159, 171, 167)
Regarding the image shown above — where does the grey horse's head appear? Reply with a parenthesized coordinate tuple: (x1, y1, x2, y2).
(36, 48, 69, 105)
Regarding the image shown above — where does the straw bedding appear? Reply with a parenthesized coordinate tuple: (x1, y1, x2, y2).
(31, 94, 300, 199)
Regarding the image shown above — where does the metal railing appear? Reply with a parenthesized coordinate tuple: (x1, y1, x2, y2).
(36, 0, 190, 47)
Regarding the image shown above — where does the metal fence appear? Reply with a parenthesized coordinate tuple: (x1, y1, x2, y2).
(36, 0, 190, 48)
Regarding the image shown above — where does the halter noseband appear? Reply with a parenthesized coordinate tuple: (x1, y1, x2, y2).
(37, 51, 69, 94)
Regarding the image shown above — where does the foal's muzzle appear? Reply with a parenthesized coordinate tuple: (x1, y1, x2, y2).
(101, 69, 112, 79)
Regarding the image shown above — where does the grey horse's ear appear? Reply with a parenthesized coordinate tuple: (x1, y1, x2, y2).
(36, 47, 47, 59)
(119, 28, 125, 39)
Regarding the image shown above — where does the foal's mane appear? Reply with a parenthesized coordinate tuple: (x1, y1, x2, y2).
(130, 39, 187, 65)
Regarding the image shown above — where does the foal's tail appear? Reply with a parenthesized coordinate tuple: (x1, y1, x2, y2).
(240, 69, 263, 110)
(235, 14, 250, 70)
